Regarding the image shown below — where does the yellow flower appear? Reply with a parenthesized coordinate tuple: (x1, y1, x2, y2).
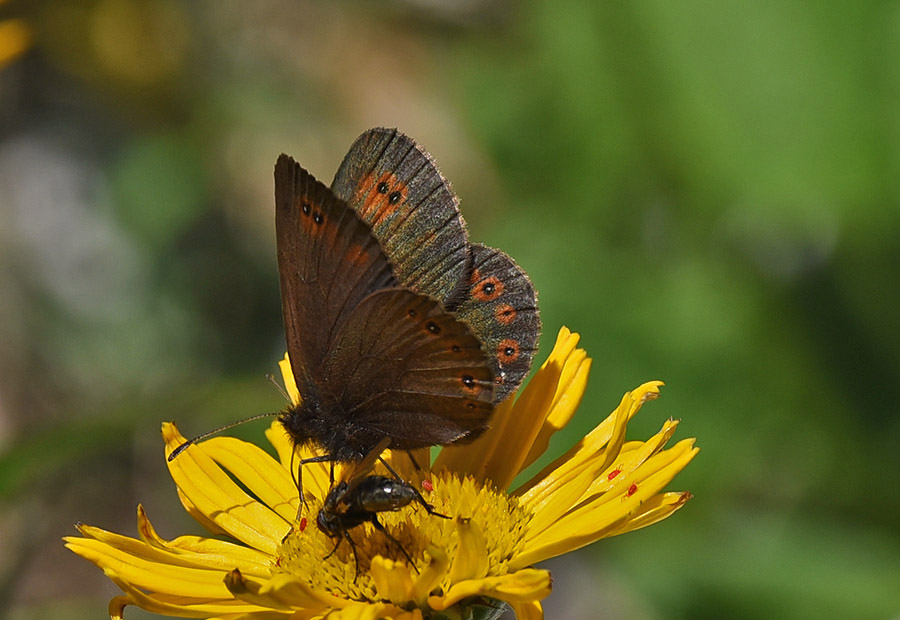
(65, 327, 698, 619)
(0, 0, 30, 69)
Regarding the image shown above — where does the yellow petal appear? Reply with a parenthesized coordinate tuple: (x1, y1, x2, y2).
(428, 568, 551, 610)
(410, 545, 450, 606)
(432, 397, 514, 480)
(519, 345, 591, 471)
(578, 420, 682, 501)
(175, 485, 228, 536)
(519, 459, 605, 541)
(369, 556, 416, 604)
(278, 354, 301, 406)
(534, 444, 695, 551)
(576, 434, 695, 519)
(513, 386, 664, 537)
(108, 596, 127, 620)
(103, 568, 268, 618)
(201, 612, 294, 619)
(515, 381, 664, 503)
(328, 602, 410, 620)
(391, 610, 425, 620)
(224, 568, 348, 611)
(64, 535, 236, 599)
(512, 439, 698, 567)
(200, 435, 299, 522)
(434, 327, 580, 487)
(135, 505, 273, 575)
(448, 517, 489, 583)
(74, 513, 269, 578)
(509, 599, 545, 620)
(605, 490, 693, 535)
(265, 422, 294, 468)
(478, 330, 575, 488)
(163, 423, 289, 554)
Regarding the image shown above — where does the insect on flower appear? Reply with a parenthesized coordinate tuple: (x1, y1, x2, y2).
(318, 474, 448, 580)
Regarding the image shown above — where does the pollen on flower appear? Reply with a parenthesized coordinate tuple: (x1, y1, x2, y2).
(607, 468, 622, 480)
(626, 483, 638, 497)
(422, 478, 434, 492)
(275, 472, 530, 602)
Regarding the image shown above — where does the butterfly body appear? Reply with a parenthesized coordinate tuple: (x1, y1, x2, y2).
(278, 383, 373, 464)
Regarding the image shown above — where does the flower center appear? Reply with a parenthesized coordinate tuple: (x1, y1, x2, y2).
(275, 472, 529, 602)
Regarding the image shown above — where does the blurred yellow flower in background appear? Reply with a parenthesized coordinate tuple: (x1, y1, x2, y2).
(0, 0, 30, 70)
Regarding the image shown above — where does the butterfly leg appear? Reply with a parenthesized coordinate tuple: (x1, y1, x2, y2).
(290, 453, 336, 521)
(377, 456, 450, 519)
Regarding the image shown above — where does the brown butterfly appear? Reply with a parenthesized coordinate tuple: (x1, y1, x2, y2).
(173, 132, 539, 503)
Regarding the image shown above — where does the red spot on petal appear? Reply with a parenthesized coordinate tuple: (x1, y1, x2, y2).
(607, 468, 622, 481)
(626, 483, 638, 497)
(422, 478, 434, 492)
(299, 517, 308, 531)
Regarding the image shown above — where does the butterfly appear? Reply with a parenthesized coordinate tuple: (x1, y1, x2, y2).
(172, 131, 539, 498)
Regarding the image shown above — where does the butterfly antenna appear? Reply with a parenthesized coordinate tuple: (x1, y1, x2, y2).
(168, 412, 278, 461)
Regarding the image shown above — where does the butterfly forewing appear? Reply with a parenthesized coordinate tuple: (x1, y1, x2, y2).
(320, 288, 494, 448)
(275, 154, 398, 388)
(454, 244, 540, 403)
(331, 128, 471, 306)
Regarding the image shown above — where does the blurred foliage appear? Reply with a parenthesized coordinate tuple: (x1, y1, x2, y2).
(1, 0, 898, 619)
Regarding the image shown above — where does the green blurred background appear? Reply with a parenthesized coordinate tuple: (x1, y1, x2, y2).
(1, 1, 898, 618)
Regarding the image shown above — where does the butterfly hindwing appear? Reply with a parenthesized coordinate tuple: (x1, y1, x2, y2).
(319, 288, 494, 448)
(453, 244, 540, 403)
